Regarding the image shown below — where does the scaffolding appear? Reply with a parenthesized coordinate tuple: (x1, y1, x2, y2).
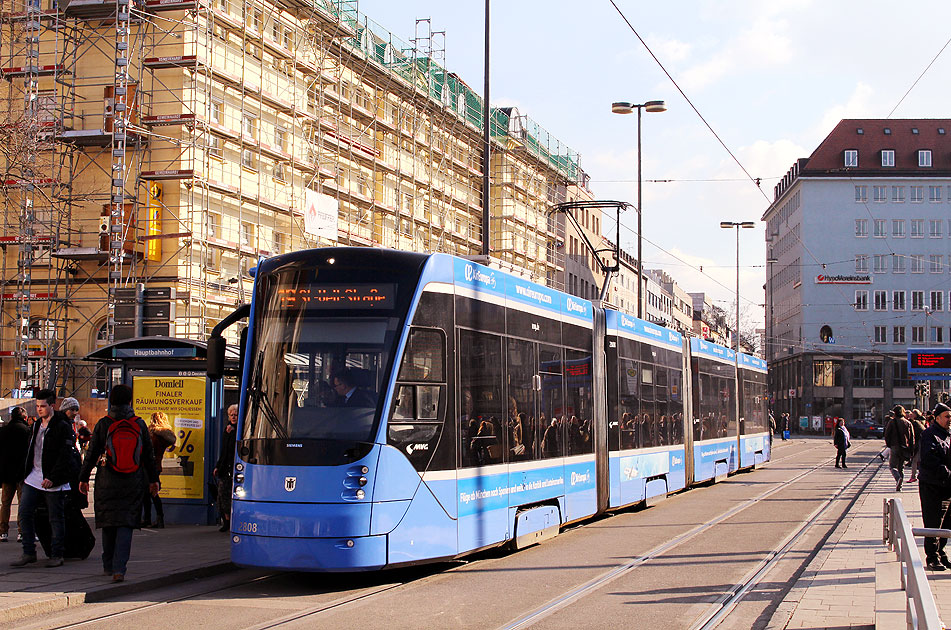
(0, 0, 583, 396)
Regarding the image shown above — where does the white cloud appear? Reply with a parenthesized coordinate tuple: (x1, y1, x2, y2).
(814, 82, 877, 138)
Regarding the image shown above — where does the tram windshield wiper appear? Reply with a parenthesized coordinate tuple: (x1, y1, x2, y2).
(247, 353, 288, 440)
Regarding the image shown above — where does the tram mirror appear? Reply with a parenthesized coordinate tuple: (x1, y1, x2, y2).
(207, 336, 226, 380)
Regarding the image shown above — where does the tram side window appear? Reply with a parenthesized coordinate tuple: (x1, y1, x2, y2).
(388, 327, 447, 472)
(507, 338, 536, 462)
(654, 366, 670, 447)
(606, 342, 621, 451)
(619, 358, 641, 449)
(668, 354, 685, 446)
(538, 345, 564, 459)
(459, 330, 504, 467)
(640, 363, 657, 447)
(695, 370, 715, 441)
(565, 349, 593, 455)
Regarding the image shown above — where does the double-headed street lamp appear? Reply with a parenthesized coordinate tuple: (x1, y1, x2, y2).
(720, 221, 756, 352)
(611, 100, 666, 319)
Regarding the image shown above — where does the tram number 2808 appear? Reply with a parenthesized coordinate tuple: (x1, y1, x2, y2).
(236, 521, 259, 533)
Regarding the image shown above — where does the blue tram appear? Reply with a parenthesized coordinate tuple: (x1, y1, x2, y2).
(211, 247, 768, 571)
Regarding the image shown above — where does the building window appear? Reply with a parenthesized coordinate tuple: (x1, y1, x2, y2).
(813, 360, 842, 387)
(242, 113, 256, 139)
(853, 360, 883, 387)
(242, 149, 255, 169)
(931, 186, 943, 202)
(931, 219, 943, 237)
(892, 186, 906, 202)
(874, 290, 888, 310)
(207, 134, 221, 159)
(893, 253, 905, 273)
(932, 291, 944, 311)
(894, 326, 906, 344)
(855, 254, 868, 272)
(911, 219, 924, 237)
(855, 186, 868, 202)
(931, 254, 943, 273)
(912, 290, 925, 311)
(882, 149, 895, 167)
(873, 186, 887, 202)
(210, 100, 223, 124)
(873, 219, 886, 236)
(273, 161, 286, 182)
(855, 290, 868, 311)
(893, 219, 905, 237)
(240, 221, 254, 247)
(912, 186, 924, 203)
(873, 254, 888, 273)
(913, 326, 926, 344)
(893, 290, 906, 311)
(844, 150, 858, 167)
(274, 126, 287, 151)
(919, 149, 933, 167)
(855, 219, 868, 237)
(931, 327, 945, 344)
(206, 212, 220, 239)
(874, 326, 887, 343)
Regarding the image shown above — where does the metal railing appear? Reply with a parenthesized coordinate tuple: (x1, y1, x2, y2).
(883, 497, 945, 629)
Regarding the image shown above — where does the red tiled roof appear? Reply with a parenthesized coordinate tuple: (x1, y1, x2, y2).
(803, 119, 951, 175)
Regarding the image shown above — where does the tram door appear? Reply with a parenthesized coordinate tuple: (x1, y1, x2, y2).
(506, 341, 563, 518)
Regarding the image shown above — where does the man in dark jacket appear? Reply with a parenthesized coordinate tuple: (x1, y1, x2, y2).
(917, 402, 951, 571)
(0, 407, 31, 542)
(79, 384, 158, 582)
(885, 405, 915, 492)
(10, 390, 78, 568)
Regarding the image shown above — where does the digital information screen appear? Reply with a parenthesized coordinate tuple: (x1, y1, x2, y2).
(278, 284, 395, 309)
(908, 348, 951, 373)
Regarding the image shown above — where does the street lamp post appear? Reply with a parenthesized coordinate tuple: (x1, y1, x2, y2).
(611, 100, 666, 319)
(720, 221, 756, 352)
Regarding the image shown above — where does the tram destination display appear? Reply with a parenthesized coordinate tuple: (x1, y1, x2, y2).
(277, 283, 395, 309)
(908, 348, 951, 373)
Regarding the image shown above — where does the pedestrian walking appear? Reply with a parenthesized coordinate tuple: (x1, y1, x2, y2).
(0, 406, 30, 542)
(213, 404, 238, 532)
(917, 402, 951, 571)
(10, 389, 79, 568)
(768, 412, 776, 448)
(79, 384, 159, 582)
(142, 411, 176, 528)
(884, 405, 915, 492)
(833, 418, 850, 468)
(908, 409, 928, 483)
(781, 413, 790, 440)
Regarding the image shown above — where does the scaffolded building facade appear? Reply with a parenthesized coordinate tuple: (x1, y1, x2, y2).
(0, 0, 581, 396)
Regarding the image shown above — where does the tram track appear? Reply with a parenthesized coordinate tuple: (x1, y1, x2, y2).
(32, 438, 838, 630)
(493, 441, 879, 630)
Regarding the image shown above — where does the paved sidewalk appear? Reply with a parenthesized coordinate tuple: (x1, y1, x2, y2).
(766, 452, 951, 630)
(0, 500, 234, 624)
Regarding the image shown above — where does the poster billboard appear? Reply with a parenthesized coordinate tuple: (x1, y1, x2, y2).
(133, 375, 207, 500)
(303, 188, 338, 242)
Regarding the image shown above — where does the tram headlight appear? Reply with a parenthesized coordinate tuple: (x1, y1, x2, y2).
(234, 473, 245, 484)
(355, 489, 365, 500)
(358, 476, 367, 487)
(235, 463, 244, 472)
(234, 485, 246, 498)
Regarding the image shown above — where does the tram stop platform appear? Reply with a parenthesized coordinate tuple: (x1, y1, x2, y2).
(767, 450, 950, 630)
(0, 504, 232, 625)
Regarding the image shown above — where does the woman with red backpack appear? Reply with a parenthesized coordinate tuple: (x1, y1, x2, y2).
(79, 384, 159, 582)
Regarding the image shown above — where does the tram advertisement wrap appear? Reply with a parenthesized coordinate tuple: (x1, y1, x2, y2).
(132, 375, 207, 500)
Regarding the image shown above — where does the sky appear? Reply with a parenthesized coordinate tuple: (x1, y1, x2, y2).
(358, 0, 951, 328)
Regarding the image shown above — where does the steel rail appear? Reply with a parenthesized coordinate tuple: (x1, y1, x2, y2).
(495, 442, 864, 630)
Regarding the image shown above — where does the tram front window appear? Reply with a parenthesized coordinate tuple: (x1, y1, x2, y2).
(243, 316, 397, 444)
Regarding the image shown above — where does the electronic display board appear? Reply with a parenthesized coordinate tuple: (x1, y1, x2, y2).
(277, 284, 395, 309)
(908, 348, 951, 373)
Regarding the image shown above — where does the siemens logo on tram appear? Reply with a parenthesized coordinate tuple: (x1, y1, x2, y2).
(463, 264, 497, 289)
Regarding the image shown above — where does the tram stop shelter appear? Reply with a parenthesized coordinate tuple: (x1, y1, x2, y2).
(85, 336, 241, 525)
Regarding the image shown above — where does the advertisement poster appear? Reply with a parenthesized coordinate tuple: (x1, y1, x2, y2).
(133, 375, 206, 500)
